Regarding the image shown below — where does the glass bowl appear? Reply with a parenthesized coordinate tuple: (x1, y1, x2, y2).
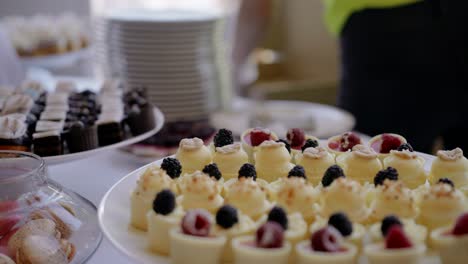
(0, 151, 102, 264)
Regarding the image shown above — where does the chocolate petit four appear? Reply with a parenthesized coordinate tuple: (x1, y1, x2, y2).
(0, 115, 30, 151)
(32, 130, 63, 156)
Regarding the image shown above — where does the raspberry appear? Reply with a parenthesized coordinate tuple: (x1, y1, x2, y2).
(238, 163, 257, 180)
(397, 143, 414, 152)
(328, 212, 353, 237)
(302, 139, 319, 152)
(385, 225, 413, 249)
(311, 226, 343, 252)
(216, 205, 239, 229)
(322, 165, 345, 187)
(438, 178, 455, 188)
(276, 139, 291, 153)
(250, 128, 271, 147)
(267, 206, 288, 230)
(152, 189, 176, 215)
(453, 213, 468, 236)
(202, 163, 222, 181)
(380, 134, 403, 154)
(213, 128, 234, 148)
(288, 165, 307, 179)
(160, 157, 182, 179)
(287, 128, 306, 149)
(339, 132, 361, 151)
(256, 222, 284, 248)
(374, 167, 399, 186)
(181, 209, 211, 237)
(381, 215, 403, 237)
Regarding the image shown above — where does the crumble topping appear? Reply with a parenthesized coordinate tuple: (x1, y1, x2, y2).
(391, 149, 418, 159)
(437, 148, 464, 161)
(352, 144, 377, 159)
(303, 146, 328, 159)
(216, 142, 242, 154)
(179, 137, 204, 151)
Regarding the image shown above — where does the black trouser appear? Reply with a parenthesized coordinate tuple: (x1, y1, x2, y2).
(338, 0, 468, 153)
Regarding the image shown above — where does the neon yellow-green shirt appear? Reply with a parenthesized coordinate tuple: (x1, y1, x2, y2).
(323, 0, 422, 35)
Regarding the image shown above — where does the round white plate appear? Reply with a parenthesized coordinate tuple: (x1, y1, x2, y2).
(99, 150, 437, 264)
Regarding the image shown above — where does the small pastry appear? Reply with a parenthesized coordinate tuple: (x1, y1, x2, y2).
(241, 128, 279, 162)
(130, 160, 180, 230)
(0, 115, 30, 151)
(296, 226, 358, 264)
(336, 144, 383, 184)
(178, 171, 224, 213)
(213, 205, 257, 262)
(295, 146, 335, 185)
(320, 177, 370, 223)
(213, 143, 248, 180)
(175, 137, 212, 174)
(383, 149, 427, 189)
(223, 163, 270, 197)
(32, 130, 63, 157)
(1, 94, 34, 115)
(418, 181, 467, 230)
(232, 222, 292, 264)
(16, 235, 75, 264)
(224, 175, 272, 220)
(147, 190, 184, 255)
(7, 219, 60, 254)
(254, 140, 294, 182)
(431, 212, 468, 264)
(364, 225, 426, 264)
(212, 128, 235, 152)
(368, 133, 407, 160)
(369, 216, 427, 244)
(265, 207, 308, 247)
(309, 213, 366, 248)
(429, 148, 468, 189)
(285, 128, 320, 161)
(169, 209, 226, 264)
(326, 132, 362, 156)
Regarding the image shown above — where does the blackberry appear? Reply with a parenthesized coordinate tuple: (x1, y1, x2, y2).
(302, 139, 319, 152)
(216, 205, 239, 229)
(202, 163, 222, 181)
(288, 165, 306, 179)
(374, 167, 399, 186)
(213, 128, 234, 148)
(238, 163, 257, 180)
(322, 165, 345, 187)
(438, 178, 455, 188)
(161, 157, 182, 179)
(328, 212, 353, 237)
(152, 189, 176, 215)
(397, 143, 414, 152)
(276, 139, 291, 153)
(268, 206, 288, 230)
(381, 215, 403, 237)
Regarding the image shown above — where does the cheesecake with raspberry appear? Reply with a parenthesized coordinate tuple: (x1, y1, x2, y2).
(295, 147, 336, 185)
(175, 137, 212, 174)
(254, 140, 294, 182)
(241, 128, 278, 162)
(368, 133, 407, 160)
(431, 212, 468, 264)
(369, 216, 427, 245)
(213, 143, 248, 180)
(309, 213, 366, 248)
(285, 128, 320, 162)
(383, 149, 427, 189)
(336, 144, 383, 184)
(326, 132, 362, 156)
(429, 148, 468, 190)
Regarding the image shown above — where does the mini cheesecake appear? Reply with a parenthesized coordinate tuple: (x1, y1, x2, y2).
(213, 143, 248, 180)
(178, 171, 223, 213)
(295, 147, 335, 185)
(254, 140, 294, 182)
(309, 214, 366, 248)
(369, 218, 427, 244)
(326, 132, 362, 156)
(336, 144, 383, 184)
(383, 150, 427, 189)
(285, 128, 320, 162)
(431, 213, 468, 264)
(368, 133, 407, 160)
(429, 148, 468, 189)
(175, 138, 212, 174)
(241, 128, 278, 163)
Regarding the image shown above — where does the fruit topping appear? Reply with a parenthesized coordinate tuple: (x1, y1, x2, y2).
(267, 206, 288, 230)
(287, 128, 306, 149)
(287, 165, 306, 179)
(397, 143, 414, 152)
(256, 222, 284, 248)
(202, 163, 223, 181)
(381, 215, 403, 237)
(328, 212, 353, 237)
(160, 157, 182, 179)
(339, 132, 361, 151)
(322, 165, 346, 187)
(452, 213, 468, 236)
(181, 209, 212, 237)
(152, 189, 176, 216)
(374, 167, 399, 186)
(216, 205, 239, 229)
(302, 139, 319, 152)
(250, 128, 271, 147)
(276, 139, 291, 153)
(438, 178, 455, 188)
(311, 226, 343, 252)
(238, 163, 257, 180)
(214, 129, 234, 148)
(385, 225, 413, 249)
(380, 134, 403, 154)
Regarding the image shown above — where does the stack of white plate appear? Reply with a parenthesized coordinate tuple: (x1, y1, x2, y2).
(94, 9, 231, 122)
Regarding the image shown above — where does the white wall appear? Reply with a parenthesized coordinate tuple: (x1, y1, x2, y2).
(0, 0, 89, 17)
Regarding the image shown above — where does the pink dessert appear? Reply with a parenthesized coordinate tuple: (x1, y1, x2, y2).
(181, 209, 212, 237)
(255, 221, 284, 248)
(287, 128, 306, 150)
(385, 225, 412, 249)
(328, 132, 362, 152)
(311, 226, 346, 252)
(0, 201, 20, 237)
(243, 128, 275, 147)
(452, 213, 468, 236)
(370, 134, 406, 154)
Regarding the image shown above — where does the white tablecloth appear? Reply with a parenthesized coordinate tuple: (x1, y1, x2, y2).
(49, 150, 142, 264)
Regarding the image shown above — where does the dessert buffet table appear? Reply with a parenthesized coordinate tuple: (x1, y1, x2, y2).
(48, 150, 141, 264)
